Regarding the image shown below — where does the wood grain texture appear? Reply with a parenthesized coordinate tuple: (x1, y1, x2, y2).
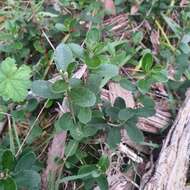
(140, 90, 190, 190)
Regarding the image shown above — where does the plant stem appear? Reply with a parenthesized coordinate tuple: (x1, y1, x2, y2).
(155, 19, 176, 52)
(12, 118, 21, 150)
(7, 115, 15, 154)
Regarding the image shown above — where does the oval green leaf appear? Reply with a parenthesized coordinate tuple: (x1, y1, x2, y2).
(70, 87, 96, 107)
(55, 43, 73, 71)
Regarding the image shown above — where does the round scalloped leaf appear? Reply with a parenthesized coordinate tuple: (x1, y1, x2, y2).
(0, 57, 31, 102)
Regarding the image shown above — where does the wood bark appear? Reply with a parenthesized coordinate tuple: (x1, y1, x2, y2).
(140, 90, 190, 190)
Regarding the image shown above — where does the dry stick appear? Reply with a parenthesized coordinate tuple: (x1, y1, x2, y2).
(140, 89, 190, 190)
(42, 30, 55, 51)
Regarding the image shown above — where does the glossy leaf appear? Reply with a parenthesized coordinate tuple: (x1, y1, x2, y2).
(141, 53, 153, 72)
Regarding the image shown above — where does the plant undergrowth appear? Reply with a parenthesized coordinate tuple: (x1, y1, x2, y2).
(0, 0, 190, 189)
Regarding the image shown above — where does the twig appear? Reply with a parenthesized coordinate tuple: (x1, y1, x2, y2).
(42, 30, 55, 51)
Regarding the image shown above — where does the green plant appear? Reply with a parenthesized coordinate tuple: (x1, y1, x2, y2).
(0, 57, 31, 102)
(0, 150, 41, 190)
(1, 0, 190, 189)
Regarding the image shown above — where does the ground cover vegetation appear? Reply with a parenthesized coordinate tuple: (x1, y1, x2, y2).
(0, 0, 190, 189)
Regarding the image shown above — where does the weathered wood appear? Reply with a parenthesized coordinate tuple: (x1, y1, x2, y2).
(140, 90, 190, 190)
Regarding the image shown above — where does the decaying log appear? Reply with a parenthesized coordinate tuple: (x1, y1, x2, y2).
(140, 89, 190, 190)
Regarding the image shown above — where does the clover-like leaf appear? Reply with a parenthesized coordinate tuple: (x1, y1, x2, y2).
(0, 57, 31, 102)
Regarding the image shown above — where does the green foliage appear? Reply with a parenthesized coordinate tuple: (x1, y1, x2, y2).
(78, 107, 92, 124)
(31, 80, 63, 99)
(55, 43, 74, 71)
(0, 150, 40, 190)
(137, 52, 168, 93)
(2, 150, 15, 171)
(125, 124, 144, 143)
(65, 140, 79, 157)
(14, 170, 41, 190)
(97, 155, 110, 173)
(51, 80, 69, 94)
(55, 113, 74, 132)
(59, 155, 109, 190)
(141, 53, 153, 73)
(2, 177, 17, 190)
(69, 87, 96, 107)
(120, 78, 136, 92)
(107, 127, 121, 149)
(0, 58, 31, 102)
(1, 1, 190, 189)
